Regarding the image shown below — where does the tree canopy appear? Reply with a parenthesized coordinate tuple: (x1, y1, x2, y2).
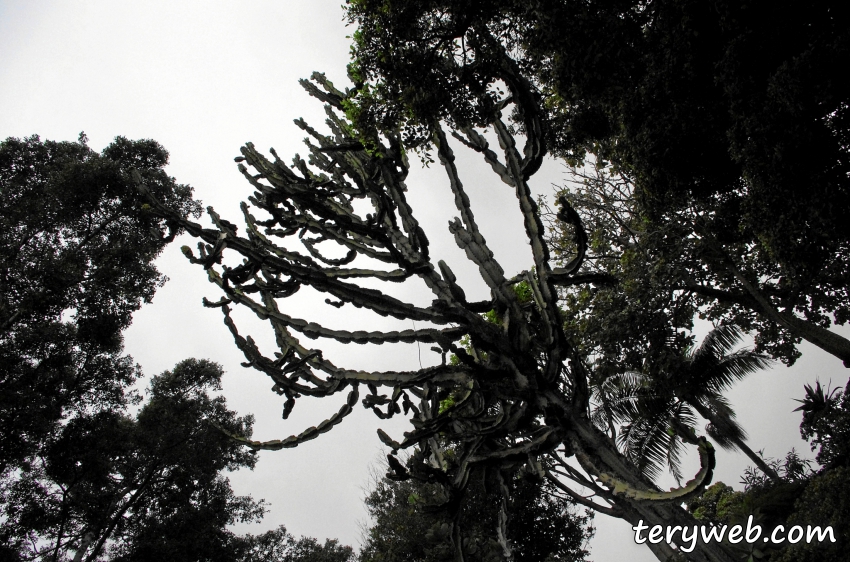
(0, 355, 357, 562)
(239, 526, 354, 562)
(0, 134, 354, 562)
(360, 464, 592, 562)
(0, 133, 201, 474)
(345, 0, 850, 366)
(0, 359, 261, 562)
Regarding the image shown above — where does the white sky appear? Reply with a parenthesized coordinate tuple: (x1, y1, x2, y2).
(2, 2, 846, 561)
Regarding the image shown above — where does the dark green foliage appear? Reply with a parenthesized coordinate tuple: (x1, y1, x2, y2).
(344, 0, 550, 161)
(688, 477, 807, 561)
(238, 526, 354, 562)
(0, 359, 263, 562)
(687, 380, 850, 561)
(360, 467, 592, 562)
(0, 133, 201, 473)
(348, 0, 850, 367)
(0, 133, 200, 342)
(772, 467, 849, 562)
(553, 162, 850, 374)
(797, 380, 850, 468)
(346, 0, 850, 238)
(687, 483, 745, 528)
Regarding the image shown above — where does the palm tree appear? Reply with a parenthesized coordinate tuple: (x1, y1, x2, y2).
(592, 325, 779, 483)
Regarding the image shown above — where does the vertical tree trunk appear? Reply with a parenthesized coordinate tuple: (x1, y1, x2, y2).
(72, 532, 94, 562)
(691, 402, 781, 482)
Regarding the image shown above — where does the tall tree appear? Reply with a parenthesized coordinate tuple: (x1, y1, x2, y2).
(0, 133, 201, 473)
(360, 464, 593, 562)
(0, 134, 354, 562)
(553, 163, 850, 369)
(0, 359, 262, 562)
(142, 74, 739, 562)
(592, 326, 777, 483)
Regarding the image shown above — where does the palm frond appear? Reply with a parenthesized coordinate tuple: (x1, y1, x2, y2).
(706, 350, 772, 393)
(689, 324, 741, 365)
(687, 327, 772, 395)
(591, 370, 654, 425)
(699, 392, 747, 448)
(793, 380, 842, 425)
(618, 401, 697, 483)
(793, 380, 842, 413)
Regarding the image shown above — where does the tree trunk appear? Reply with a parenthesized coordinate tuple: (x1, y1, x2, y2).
(72, 532, 94, 562)
(698, 233, 850, 367)
(690, 402, 781, 482)
(728, 433, 781, 482)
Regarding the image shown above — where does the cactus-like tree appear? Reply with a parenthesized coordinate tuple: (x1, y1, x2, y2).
(140, 74, 738, 562)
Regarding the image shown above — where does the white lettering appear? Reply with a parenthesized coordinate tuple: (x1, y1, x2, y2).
(680, 526, 699, 553)
(648, 525, 664, 544)
(665, 525, 683, 545)
(627, 520, 836, 549)
(787, 526, 803, 544)
(728, 525, 743, 544)
(745, 515, 761, 543)
(806, 526, 836, 543)
(632, 520, 649, 544)
(701, 524, 727, 543)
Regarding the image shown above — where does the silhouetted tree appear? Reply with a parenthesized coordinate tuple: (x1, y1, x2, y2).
(0, 359, 261, 562)
(360, 465, 592, 562)
(0, 133, 201, 473)
(345, 0, 850, 367)
(141, 73, 736, 562)
(0, 134, 353, 562)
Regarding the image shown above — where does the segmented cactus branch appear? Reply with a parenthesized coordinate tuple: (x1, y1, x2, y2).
(138, 72, 734, 562)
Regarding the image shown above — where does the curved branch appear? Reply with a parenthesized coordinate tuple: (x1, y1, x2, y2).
(212, 385, 360, 451)
(577, 436, 715, 502)
(545, 471, 622, 517)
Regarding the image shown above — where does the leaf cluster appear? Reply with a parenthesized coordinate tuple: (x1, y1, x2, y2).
(360, 465, 592, 562)
(0, 359, 262, 562)
(0, 134, 202, 474)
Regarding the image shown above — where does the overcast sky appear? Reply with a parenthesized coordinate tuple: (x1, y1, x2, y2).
(2, 2, 846, 561)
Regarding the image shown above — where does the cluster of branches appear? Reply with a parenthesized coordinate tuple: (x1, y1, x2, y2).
(541, 162, 849, 484)
(142, 70, 738, 562)
(551, 163, 850, 370)
(135, 5, 848, 562)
